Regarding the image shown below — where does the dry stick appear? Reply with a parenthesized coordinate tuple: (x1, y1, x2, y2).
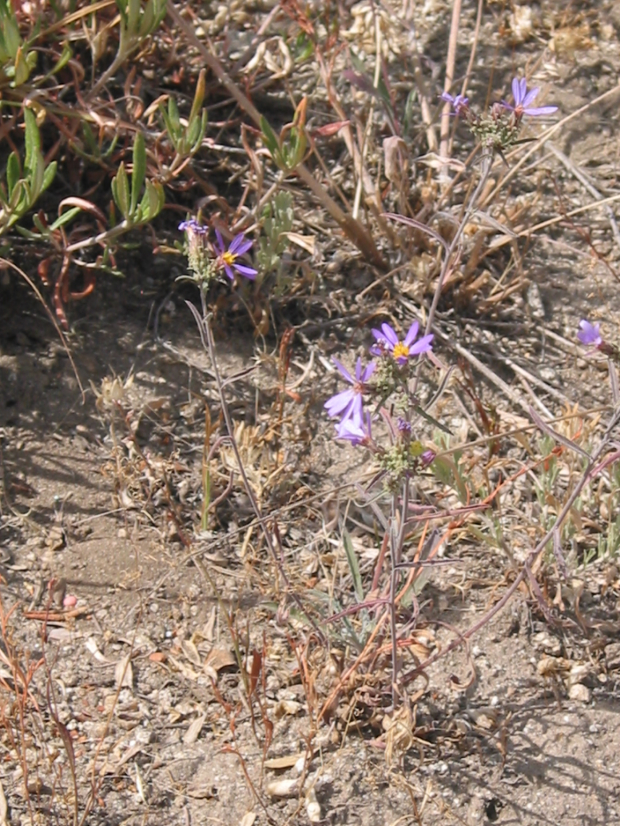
(423, 150, 493, 339)
(402, 401, 620, 686)
(352, 1, 382, 220)
(166, 3, 385, 268)
(190, 293, 326, 645)
(439, 0, 463, 183)
(482, 81, 620, 207)
(545, 140, 620, 251)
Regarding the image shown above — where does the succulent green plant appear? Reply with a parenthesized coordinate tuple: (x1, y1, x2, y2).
(0, 108, 57, 236)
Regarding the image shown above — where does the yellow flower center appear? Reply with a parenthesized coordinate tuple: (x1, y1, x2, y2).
(222, 251, 237, 266)
(393, 342, 409, 360)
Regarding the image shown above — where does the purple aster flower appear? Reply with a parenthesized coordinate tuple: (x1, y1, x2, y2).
(370, 321, 434, 365)
(502, 77, 558, 118)
(335, 411, 372, 446)
(179, 218, 208, 235)
(397, 418, 412, 434)
(577, 319, 602, 347)
(421, 449, 436, 467)
(441, 91, 470, 117)
(214, 229, 258, 281)
(324, 357, 376, 428)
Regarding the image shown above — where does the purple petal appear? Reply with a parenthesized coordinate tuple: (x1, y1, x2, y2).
(233, 263, 257, 279)
(403, 320, 420, 347)
(577, 320, 602, 346)
(522, 86, 540, 107)
(441, 92, 455, 104)
(324, 388, 355, 417)
(512, 77, 521, 105)
(354, 357, 363, 381)
(346, 394, 364, 428)
(380, 323, 398, 347)
(230, 233, 252, 255)
(335, 414, 371, 446)
(523, 105, 558, 116)
(335, 421, 364, 445)
(362, 361, 376, 382)
(408, 334, 434, 356)
(223, 264, 235, 280)
(371, 328, 385, 342)
(332, 358, 354, 384)
(214, 228, 225, 254)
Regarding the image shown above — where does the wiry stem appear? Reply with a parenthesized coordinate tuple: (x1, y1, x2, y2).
(424, 148, 493, 338)
(189, 289, 326, 644)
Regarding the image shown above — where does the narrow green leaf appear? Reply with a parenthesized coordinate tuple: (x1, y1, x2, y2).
(115, 0, 128, 25)
(188, 68, 206, 125)
(130, 131, 146, 216)
(139, 0, 154, 37)
(49, 40, 72, 76)
(127, 0, 140, 34)
(49, 206, 82, 231)
(112, 163, 130, 218)
(6, 152, 20, 197)
(189, 110, 207, 155)
(41, 160, 57, 193)
(342, 528, 364, 602)
(260, 116, 280, 158)
(3, 11, 21, 59)
(23, 108, 39, 176)
(28, 152, 44, 197)
(14, 45, 33, 86)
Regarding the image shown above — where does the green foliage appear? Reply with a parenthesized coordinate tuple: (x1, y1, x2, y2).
(0, 108, 57, 236)
(260, 98, 308, 173)
(159, 69, 208, 162)
(111, 131, 164, 226)
(257, 191, 293, 277)
(0, 0, 37, 86)
(116, 0, 167, 55)
(78, 122, 120, 163)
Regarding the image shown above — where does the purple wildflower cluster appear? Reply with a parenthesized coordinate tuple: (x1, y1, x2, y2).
(441, 76, 558, 152)
(370, 320, 434, 365)
(179, 218, 257, 283)
(324, 320, 434, 452)
(577, 320, 602, 348)
(577, 319, 619, 362)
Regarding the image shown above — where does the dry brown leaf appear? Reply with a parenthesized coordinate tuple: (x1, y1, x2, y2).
(264, 753, 306, 770)
(284, 232, 316, 254)
(205, 647, 237, 672)
(115, 655, 133, 690)
(265, 778, 300, 798)
(168, 654, 200, 680)
(184, 713, 206, 745)
(182, 638, 202, 667)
